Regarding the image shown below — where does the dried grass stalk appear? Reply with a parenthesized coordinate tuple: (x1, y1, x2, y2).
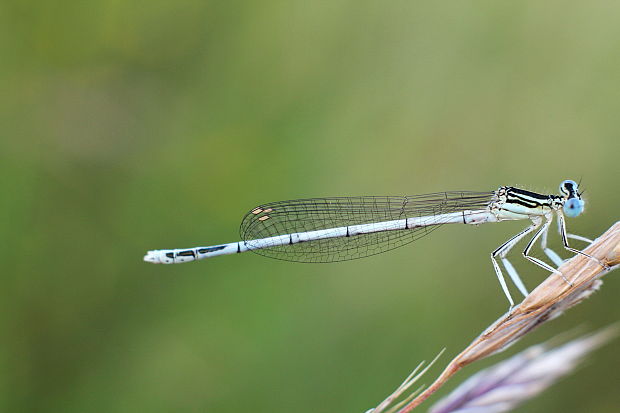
(428, 326, 618, 413)
(395, 220, 620, 412)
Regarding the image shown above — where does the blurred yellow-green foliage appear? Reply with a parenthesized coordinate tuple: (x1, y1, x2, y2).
(1, 2, 619, 412)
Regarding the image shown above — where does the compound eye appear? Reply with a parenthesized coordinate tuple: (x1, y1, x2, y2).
(563, 198, 584, 218)
(560, 179, 578, 195)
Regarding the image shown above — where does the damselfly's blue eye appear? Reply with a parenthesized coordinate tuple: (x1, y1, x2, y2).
(560, 179, 578, 196)
(563, 198, 584, 218)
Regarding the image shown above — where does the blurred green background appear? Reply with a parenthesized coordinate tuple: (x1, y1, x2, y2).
(1, 1, 619, 412)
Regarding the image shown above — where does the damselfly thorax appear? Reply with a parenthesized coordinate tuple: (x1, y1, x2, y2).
(490, 186, 564, 220)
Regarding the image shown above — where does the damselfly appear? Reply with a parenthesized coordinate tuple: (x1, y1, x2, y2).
(144, 180, 599, 307)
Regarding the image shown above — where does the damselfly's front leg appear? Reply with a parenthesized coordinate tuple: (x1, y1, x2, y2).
(541, 213, 595, 267)
(566, 233, 594, 243)
(554, 215, 594, 244)
(491, 218, 542, 307)
(557, 212, 608, 271)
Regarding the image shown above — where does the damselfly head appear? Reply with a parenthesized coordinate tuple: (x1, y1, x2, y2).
(559, 179, 579, 197)
(560, 179, 585, 217)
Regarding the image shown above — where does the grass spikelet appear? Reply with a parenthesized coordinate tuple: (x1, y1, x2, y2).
(428, 326, 617, 413)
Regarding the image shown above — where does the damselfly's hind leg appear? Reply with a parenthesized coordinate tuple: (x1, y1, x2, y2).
(522, 216, 572, 285)
(491, 218, 542, 308)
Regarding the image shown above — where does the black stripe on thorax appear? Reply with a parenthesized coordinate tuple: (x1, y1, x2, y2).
(506, 197, 542, 209)
(506, 187, 550, 201)
(505, 187, 553, 209)
(506, 187, 553, 209)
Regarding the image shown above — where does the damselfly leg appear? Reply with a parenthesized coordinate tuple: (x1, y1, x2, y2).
(557, 212, 608, 270)
(491, 220, 541, 306)
(540, 216, 565, 267)
(522, 217, 571, 285)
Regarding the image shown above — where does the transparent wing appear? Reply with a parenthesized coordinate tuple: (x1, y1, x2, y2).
(239, 192, 493, 263)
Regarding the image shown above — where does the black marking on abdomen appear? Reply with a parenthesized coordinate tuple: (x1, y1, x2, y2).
(177, 250, 196, 258)
(166, 252, 175, 259)
(198, 245, 227, 254)
(289, 234, 293, 245)
(346, 226, 350, 237)
(237, 242, 241, 253)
